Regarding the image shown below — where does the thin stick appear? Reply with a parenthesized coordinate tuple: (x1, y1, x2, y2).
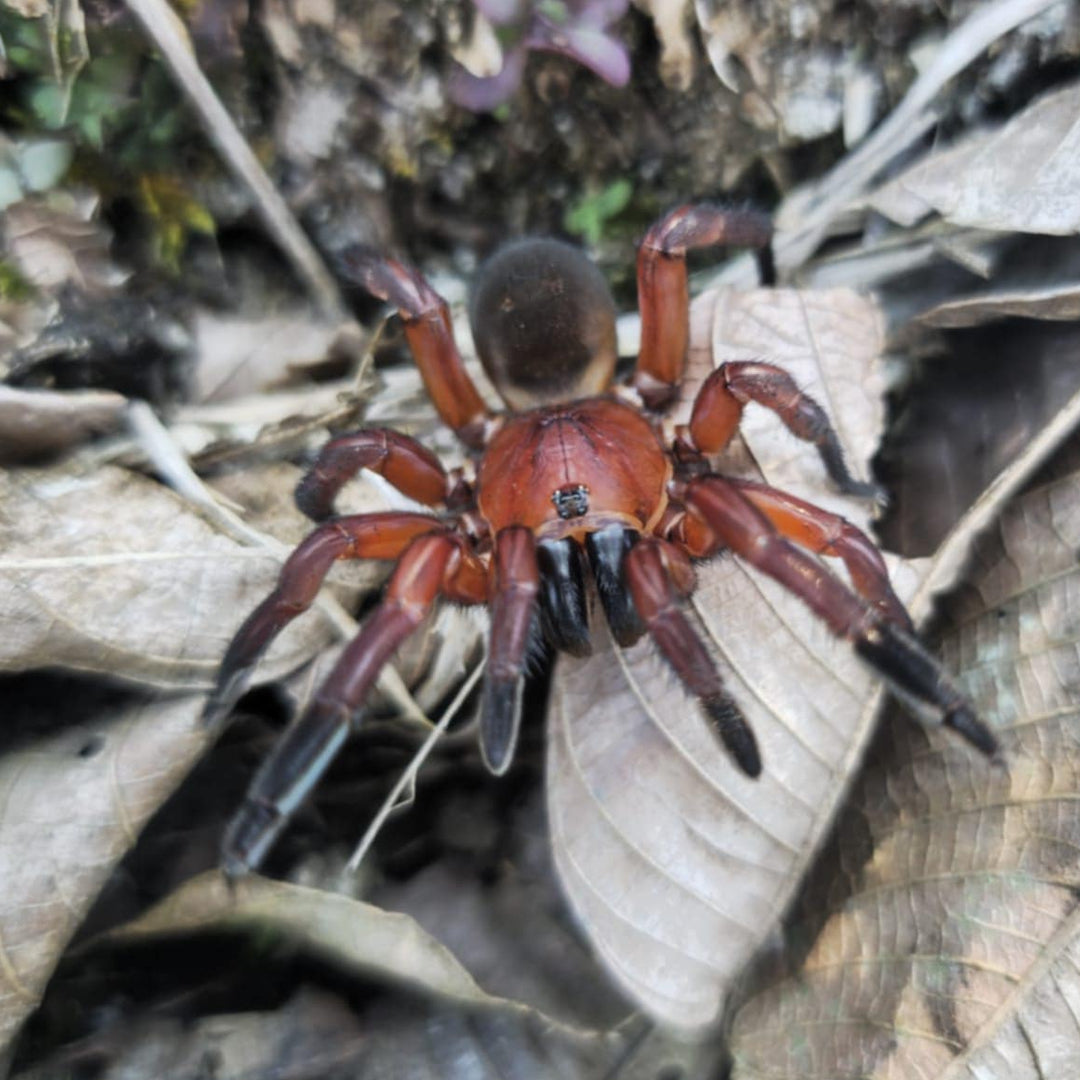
(123, 0, 343, 317)
(128, 402, 427, 723)
(774, 0, 1063, 272)
(347, 658, 487, 872)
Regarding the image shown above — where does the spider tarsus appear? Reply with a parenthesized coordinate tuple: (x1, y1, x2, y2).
(855, 622, 994, 755)
(944, 706, 999, 759)
(703, 696, 762, 778)
(755, 244, 777, 287)
(586, 526, 645, 647)
(294, 471, 335, 522)
(815, 433, 883, 503)
(222, 798, 283, 879)
(480, 676, 523, 776)
(201, 667, 252, 730)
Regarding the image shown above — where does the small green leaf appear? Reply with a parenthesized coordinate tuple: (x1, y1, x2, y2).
(563, 178, 633, 245)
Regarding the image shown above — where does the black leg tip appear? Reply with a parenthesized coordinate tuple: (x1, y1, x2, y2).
(703, 697, 762, 778)
(201, 666, 252, 732)
(222, 799, 283, 878)
(293, 474, 334, 522)
(480, 677, 522, 776)
(945, 706, 999, 758)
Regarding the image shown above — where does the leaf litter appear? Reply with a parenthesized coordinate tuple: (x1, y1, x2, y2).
(729, 432, 1080, 1079)
(6, 0, 1080, 1071)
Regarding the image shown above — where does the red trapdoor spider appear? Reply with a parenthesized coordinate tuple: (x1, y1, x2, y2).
(204, 205, 996, 875)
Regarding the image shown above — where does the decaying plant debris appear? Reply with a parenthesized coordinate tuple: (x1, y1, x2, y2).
(3, 0, 1080, 1076)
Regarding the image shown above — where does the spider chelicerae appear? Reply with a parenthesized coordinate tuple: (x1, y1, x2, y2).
(203, 204, 996, 875)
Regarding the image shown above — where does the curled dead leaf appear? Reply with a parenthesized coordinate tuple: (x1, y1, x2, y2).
(0, 386, 126, 463)
(0, 695, 207, 1047)
(0, 463, 358, 689)
(730, 437, 1080, 1078)
(869, 80, 1080, 236)
(547, 284, 919, 1031)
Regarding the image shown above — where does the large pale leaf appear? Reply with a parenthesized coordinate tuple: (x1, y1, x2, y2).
(0, 463, 370, 689)
(869, 80, 1080, 235)
(729, 437, 1080, 1078)
(547, 284, 931, 1030)
(0, 695, 207, 1047)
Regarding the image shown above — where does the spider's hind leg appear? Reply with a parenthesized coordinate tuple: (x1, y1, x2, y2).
(633, 204, 774, 410)
(684, 475, 997, 757)
(295, 428, 452, 522)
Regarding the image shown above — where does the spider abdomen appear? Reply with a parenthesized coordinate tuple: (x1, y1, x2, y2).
(476, 397, 671, 540)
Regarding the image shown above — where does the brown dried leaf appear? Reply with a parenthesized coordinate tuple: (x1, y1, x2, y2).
(0, 386, 126, 463)
(869, 80, 1080, 235)
(190, 308, 361, 403)
(548, 285, 914, 1031)
(0, 463, 353, 689)
(0, 695, 207, 1048)
(109, 871, 515, 1010)
(3, 193, 128, 294)
(730, 438, 1080, 1078)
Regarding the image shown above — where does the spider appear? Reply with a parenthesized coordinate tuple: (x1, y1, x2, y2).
(204, 204, 996, 876)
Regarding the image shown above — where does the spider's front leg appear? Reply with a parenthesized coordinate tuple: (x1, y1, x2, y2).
(721, 478, 912, 630)
(221, 530, 486, 876)
(340, 249, 494, 450)
(633, 203, 774, 410)
(202, 512, 447, 729)
(682, 476, 997, 757)
(688, 361, 880, 499)
(295, 427, 453, 522)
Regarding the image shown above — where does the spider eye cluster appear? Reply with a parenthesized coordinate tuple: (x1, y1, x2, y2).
(469, 238, 618, 410)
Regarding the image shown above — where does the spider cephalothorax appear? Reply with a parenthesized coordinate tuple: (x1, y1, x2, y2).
(204, 205, 996, 875)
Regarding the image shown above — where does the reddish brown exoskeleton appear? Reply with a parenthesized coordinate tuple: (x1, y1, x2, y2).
(204, 205, 996, 875)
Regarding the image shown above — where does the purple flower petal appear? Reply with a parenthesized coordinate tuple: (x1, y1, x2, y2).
(534, 23, 631, 86)
(447, 47, 529, 111)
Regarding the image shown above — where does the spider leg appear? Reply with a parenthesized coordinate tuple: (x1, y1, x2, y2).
(202, 512, 442, 729)
(295, 428, 451, 521)
(721, 478, 912, 631)
(222, 531, 483, 876)
(481, 527, 540, 775)
(340, 248, 494, 450)
(625, 537, 762, 777)
(684, 476, 997, 757)
(688, 361, 879, 498)
(633, 203, 774, 409)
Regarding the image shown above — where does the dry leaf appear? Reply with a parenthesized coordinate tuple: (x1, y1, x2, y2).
(917, 280, 1080, 328)
(0, 695, 207, 1048)
(548, 284, 933, 1031)
(730, 436, 1080, 1078)
(11, 988, 369, 1080)
(190, 308, 359, 403)
(869, 80, 1080, 235)
(2, 193, 128, 294)
(109, 870, 516, 1010)
(0, 385, 126, 463)
(0, 463, 352, 689)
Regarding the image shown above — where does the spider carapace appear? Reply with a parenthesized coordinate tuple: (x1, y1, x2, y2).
(204, 205, 997, 876)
